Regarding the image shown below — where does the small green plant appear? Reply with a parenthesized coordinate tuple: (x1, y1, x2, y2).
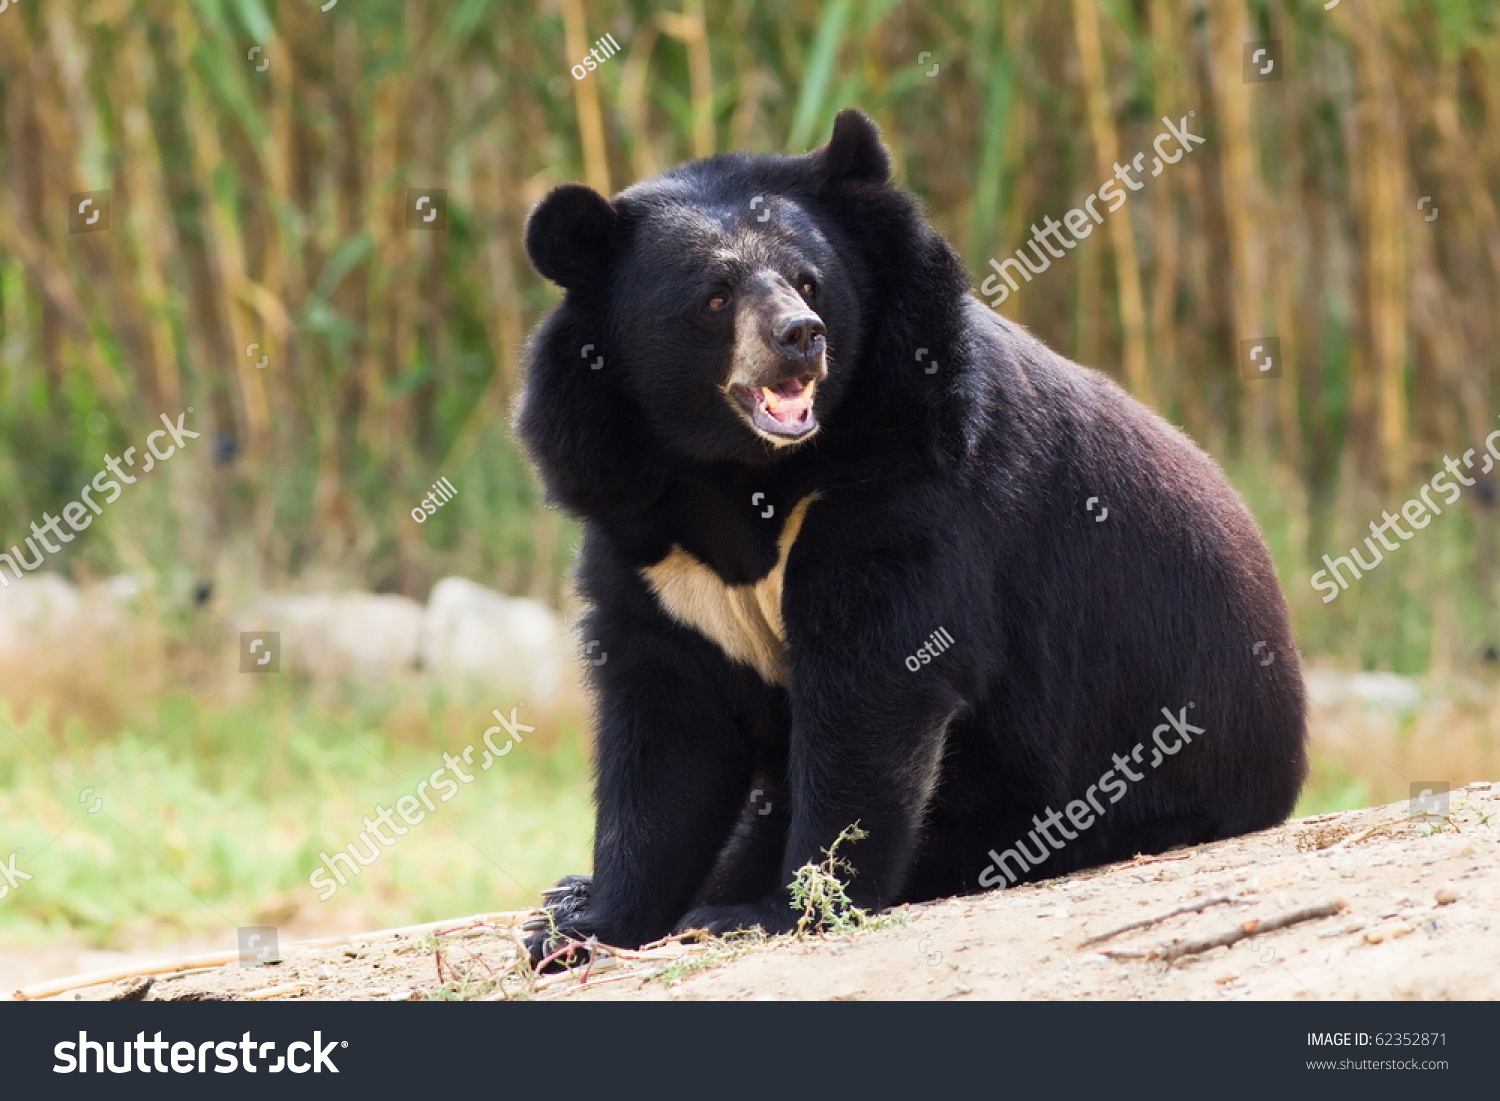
(648, 929, 767, 985)
(790, 823, 872, 936)
(647, 827, 922, 985)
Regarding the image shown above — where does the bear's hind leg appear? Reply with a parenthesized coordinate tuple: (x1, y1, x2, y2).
(688, 772, 790, 909)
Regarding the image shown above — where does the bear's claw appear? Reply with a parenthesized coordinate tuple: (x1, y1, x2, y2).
(525, 873, 594, 969)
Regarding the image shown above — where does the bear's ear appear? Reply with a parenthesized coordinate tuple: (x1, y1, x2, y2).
(810, 109, 892, 189)
(524, 183, 618, 289)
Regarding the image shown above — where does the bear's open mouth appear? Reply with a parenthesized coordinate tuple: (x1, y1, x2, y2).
(732, 375, 819, 440)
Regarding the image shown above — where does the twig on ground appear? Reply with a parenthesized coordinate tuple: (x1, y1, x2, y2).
(433, 922, 500, 990)
(1154, 900, 1346, 963)
(1078, 896, 1244, 947)
(533, 938, 602, 976)
(12, 952, 246, 1002)
(9, 908, 530, 1002)
(1333, 815, 1450, 848)
(530, 955, 624, 993)
(636, 930, 712, 953)
(534, 966, 642, 997)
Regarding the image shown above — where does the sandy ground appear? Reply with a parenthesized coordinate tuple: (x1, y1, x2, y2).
(10, 783, 1498, 1002)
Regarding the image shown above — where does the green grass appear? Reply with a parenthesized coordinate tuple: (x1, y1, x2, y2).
(1293, 770, 1374, 818)
(0, 687, 593, 948)
(648, 929, 769, 986)
(0, 677, 1444, 953)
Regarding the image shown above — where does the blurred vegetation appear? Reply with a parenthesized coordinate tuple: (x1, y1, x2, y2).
(2, 0, 1498, 666)
(0, 671, 593, 945)
(2, 1, 1499, 947)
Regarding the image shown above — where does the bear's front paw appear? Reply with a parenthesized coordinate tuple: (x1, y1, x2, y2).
(673, 897, 797, 939)
(523, 874, 598, 969)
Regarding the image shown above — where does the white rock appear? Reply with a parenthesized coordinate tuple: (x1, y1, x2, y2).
(1305, 670, 1423, 713)
(419, 577, 564, 700)
(0, 574, 151, 664)
(245, 592, 424, 681)
(89, 573, 152, 606)
(0, 572, 83, 651)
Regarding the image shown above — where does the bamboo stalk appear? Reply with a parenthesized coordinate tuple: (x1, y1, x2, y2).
(1072, 0, 1150, 401)
(561, 0, 611, 196)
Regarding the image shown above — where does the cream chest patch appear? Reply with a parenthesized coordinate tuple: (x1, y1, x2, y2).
(641, 495, 818, 685)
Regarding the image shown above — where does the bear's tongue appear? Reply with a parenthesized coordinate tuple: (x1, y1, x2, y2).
(760, 378, 812, 428)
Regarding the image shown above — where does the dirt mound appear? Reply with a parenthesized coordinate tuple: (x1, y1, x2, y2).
(13, 784, 1498, 1002)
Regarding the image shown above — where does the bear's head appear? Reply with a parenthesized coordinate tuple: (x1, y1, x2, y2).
(519, 109, 968, 515)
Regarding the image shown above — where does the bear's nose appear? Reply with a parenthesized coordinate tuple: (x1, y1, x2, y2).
(773, 314, 827, 359)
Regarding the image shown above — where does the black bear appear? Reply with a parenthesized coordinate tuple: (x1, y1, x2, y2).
(516, 109, 1306, 962)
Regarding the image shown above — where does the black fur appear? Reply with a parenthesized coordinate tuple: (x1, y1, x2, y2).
(516, 109, 1307, 961)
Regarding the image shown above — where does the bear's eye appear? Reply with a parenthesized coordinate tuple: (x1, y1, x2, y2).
(707, 292, 730, 311)
(799, 277, 817, 297)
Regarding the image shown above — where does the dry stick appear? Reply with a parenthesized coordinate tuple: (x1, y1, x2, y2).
(10, 909, 531, 1002)
(530, 956, 624, 994)
(532, 939, 602, 977)
(1154, 900, 1347, 964)
(531, 964, 653, 999)
(12, 951, 251, 1003)
(1078, 896, 1243, 948)
(636, 930, 712, 953)
(615, 946, 696, 961)
(535, 942, 692, 974)
(1333, 813, 1455, 849)
(523, 937, 698, 997)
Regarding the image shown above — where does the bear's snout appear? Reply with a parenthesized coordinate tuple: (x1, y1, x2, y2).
(772, 313, 826, 360)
